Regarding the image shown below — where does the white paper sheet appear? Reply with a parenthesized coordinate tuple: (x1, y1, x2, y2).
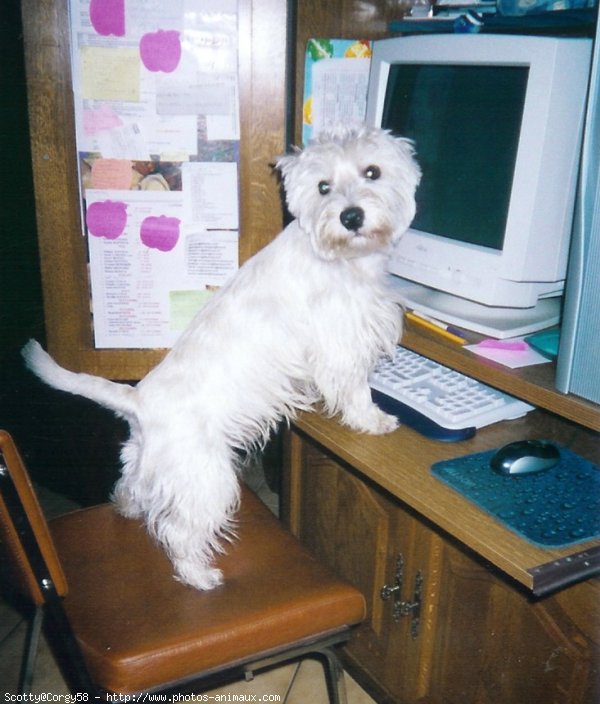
(86, 190, 238, 348)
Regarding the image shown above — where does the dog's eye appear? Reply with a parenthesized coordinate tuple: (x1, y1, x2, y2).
(364, 165, 381, 181)
(318, 180, 331, 196)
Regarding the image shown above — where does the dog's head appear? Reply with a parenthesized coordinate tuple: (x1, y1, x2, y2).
(276, 125, 421, 261)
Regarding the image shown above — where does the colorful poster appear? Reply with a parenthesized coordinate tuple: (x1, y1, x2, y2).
(302, 38, 372, 146)
(69, 0, 240, 348)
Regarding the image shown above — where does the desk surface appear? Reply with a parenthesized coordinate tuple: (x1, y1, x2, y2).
(292, 408, 600, 593)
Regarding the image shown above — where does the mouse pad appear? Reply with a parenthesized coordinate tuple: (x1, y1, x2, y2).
(431, 445, 600, 548)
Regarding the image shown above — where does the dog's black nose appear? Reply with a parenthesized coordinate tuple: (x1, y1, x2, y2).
(340, 206, 365, 232)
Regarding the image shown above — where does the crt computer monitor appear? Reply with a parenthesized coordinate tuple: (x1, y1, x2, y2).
(366, 34, 592, 337)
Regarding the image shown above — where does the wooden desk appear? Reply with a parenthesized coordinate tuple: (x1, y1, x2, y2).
(281, 329, 600, 703)
(287, 410, 600, 592)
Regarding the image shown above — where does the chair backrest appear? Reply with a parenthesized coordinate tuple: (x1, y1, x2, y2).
(0, 430, 68, 605)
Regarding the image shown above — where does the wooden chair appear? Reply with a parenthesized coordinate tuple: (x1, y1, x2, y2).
(0, 430, 365, 701)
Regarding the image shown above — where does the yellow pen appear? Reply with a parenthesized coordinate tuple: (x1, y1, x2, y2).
(405, 311, 466, 345)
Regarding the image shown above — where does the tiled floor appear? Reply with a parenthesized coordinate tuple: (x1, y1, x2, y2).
(0, 469, 376, 703)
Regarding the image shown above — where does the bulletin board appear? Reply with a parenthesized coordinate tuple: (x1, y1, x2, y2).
(70, 0, 241, 349)
(21, 0, 287, 379)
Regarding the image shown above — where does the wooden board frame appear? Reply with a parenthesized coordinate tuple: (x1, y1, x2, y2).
(21, 0, 288, 379)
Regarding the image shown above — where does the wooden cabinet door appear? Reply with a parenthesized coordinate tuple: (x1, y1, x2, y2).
(424, 539, 600, 704)
(287, 436, 439, 702)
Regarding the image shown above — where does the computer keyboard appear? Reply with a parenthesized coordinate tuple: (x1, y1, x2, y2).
(369, 346, 535, 442)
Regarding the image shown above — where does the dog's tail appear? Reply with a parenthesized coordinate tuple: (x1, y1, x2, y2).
(21, 339, 138, 422)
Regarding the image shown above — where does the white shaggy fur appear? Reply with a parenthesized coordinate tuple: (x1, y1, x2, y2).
(22, 125, 421, 590)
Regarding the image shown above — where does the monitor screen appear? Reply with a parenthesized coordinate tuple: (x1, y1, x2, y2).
(381, 64, 529, 251)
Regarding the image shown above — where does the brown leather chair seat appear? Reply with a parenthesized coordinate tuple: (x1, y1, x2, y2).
(51, 489, 365, 693)
(0, 430, 365, 699)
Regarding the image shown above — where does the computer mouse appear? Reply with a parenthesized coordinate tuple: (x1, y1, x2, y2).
(490, 439, 561, 476)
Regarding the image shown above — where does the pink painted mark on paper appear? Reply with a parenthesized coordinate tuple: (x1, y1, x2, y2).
(86, 201, 128, 240)
(89, 0, 125, 37)
(140, 215, 181, 252)
(83, 104, 123, 136)
(91, 159, 133, 190)
(139, 30, 182, 73)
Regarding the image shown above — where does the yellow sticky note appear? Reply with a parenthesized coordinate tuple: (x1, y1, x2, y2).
(80, 47, 140, 102)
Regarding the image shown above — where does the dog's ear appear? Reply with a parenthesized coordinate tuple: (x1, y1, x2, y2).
(274, 146, 302, 179)
(274, 154, 293, 179)
(273, 148, 303, 222)
(274, 151, 303, 220)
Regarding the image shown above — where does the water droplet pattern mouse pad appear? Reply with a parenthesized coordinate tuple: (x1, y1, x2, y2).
(431, 445, 600, 548)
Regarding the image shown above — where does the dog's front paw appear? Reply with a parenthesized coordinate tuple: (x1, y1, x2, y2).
(345, 404, 399, 435)
(371, 409, 400, 434)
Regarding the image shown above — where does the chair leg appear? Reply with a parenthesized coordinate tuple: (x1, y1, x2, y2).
(19, 605, 44, 694)
(236, 633, 351, 704)
(317, 646, 348, 704)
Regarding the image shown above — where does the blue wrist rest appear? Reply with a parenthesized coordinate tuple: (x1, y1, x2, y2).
(431, 445, 600, 548)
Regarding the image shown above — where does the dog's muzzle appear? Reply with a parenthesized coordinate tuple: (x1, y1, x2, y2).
(340, 206, 365, 232)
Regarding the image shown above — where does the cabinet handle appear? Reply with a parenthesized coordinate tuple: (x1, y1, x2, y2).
(380, 555, 423, 639)
(380, 555, 404, 608)
(402, 570, 423, 639)
(380, 583, 401, 600)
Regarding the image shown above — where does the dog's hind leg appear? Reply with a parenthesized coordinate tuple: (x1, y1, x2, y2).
(165, 479, 241, 590)
(129, 437, 241, 590)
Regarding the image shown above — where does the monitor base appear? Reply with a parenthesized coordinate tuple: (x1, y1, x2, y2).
(387, 276, 562, 339)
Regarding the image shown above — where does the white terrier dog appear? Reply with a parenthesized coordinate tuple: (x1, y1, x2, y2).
(22, 125, 420, 590)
